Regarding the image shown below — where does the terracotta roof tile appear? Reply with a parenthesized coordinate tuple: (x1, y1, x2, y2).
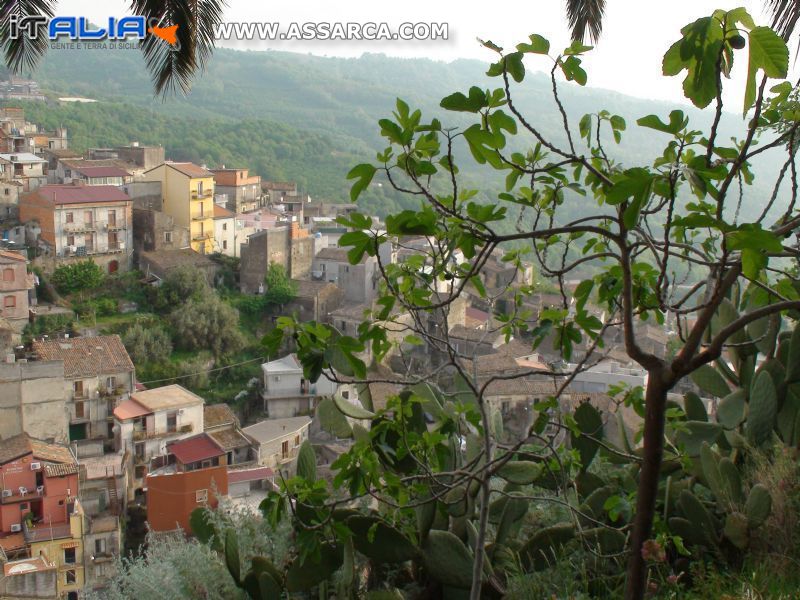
(27, 184, 131, 205)
(168, 433, 224, 464)
(0, 434, 76, 468)
(204, 404, 237, 429)
(227, 466, 273, 484)
(208, 428, 251, 451)
(166, 162, 214, 178)
(33, 335, 134, 378)
(44, 462, 79, 477)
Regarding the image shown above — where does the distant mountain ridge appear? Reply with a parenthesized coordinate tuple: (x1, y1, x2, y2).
(2, 46, 784, 220)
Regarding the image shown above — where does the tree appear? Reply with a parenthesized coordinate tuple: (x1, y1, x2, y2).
(50, 260, 104, 294)
(252, 9, 800, 600)
(263, 262, 297, 308)
(153, 265, 211, 311)
(88, 532, 242, 600)
(565, 0, 800, 42)
(170, 295, 244, 358)
(122, 322, 173, 365)
(0, 0, 223, 95)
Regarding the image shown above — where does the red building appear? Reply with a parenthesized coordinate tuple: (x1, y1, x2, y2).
(145, 433, 228, 534)
(0, 434, 79, 549)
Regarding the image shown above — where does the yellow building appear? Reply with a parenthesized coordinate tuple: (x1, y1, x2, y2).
(27, 498, 86, 599)
(141, 162, 216, 254)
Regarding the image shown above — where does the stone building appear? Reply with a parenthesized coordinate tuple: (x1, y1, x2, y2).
(32, 335, 135, 443)
(0, 249, 33, 331)
(311, 247, 379, 305)
(0, 359, 68, 443)
(239, 220, 313, 293)
(132, 207, 190, 254)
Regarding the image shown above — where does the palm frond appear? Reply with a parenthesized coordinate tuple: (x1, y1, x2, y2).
(764, 0, 800, 40)
(565, 0, 606, 43)
(0, 0, 56, 74)
(130, 0, 225, 97)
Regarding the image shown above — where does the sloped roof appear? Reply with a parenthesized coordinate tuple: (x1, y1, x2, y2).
(72, 165, 130, 178)
(165, 162, 214, 178)
(481, 378, 560, 398)
(208, 428, 251, 451)
(139, 248, 217, 272)
(242, 416, 311, 444)
(227, 466, 273, 484)
(213, 204, 235, 219)
(113, 397, 151, 421)
(0, 152, 45, 163)
(204, 403, 237, 429)
(168, 433, 223, 465)
(315, 247, 351, 262)
(0, 249, 25, 262)
(0, 433, 76, 467)
(33, 334, 134, 378)
(131, 384, 205, 412)
(261, 354, 301, 374)
(28, 184, 131, 205)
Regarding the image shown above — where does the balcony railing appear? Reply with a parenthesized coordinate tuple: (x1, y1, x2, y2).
(192, 232, 212, 241)
(191, 190, 213, 200)
(191, 212, 210, 220)
(132, 423, 193, 441)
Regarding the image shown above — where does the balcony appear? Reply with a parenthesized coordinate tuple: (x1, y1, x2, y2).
(132, 423, 193, 441)
(191, 212, 210, 221)
(63, 221, 96, 233)
(191, 190, 213, 200)
(192, 232, 212, 241)
(23, 520, 72, 543)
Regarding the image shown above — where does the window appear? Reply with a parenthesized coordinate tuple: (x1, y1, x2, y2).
(2, 295, 14, 309)
(74, 401, 85, 419)
(201, 460, 212, 469)
(197, 182, 204, 196)
(195, 489, 208, 503)
(3, 188, 8, 195)
(66, 234, 75, 246)
(2, 268, 12, 282)
(166, 411, 177, 433)
(341, 390, 349, 400)
(222, 240, 228, 250)
(73, 380, 84, 397)
(108, 210, 116, 226)
(222, 223, 227, 231)
(106, 376, 116, 389)
(164, 231, 172, 243)
(65, 212, 73, 223)
(65, 570, 76, 584)
(294, 435, 300, 446)
(281, 440, 289, 459)
(19, 502, 28, 510)
(84, 210, 93, 225)
(95, 538, 106, 554)
(64, 547, 76, 564)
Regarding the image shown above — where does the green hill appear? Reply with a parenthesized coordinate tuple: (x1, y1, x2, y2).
(2, 45, 785, 220)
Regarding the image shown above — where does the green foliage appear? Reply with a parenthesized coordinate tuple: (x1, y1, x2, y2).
(263, 262, 297, 308)
(169, 295, 245, 359)
(122, 322, 173, 366)
(154, 265, 211, 312)
(51, 260, 104, 294)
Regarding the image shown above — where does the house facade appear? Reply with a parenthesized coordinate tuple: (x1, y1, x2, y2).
(113, 384, 205, 495)
(242, 416, 311, 474)
(141, 162, 216, 255)
(0, 359, 68, 444)
(260, 354, 338, 418)
(32, 335, 135, 443)
(0, 249, 33, 330)
(312, 247, 379, 305)
(211, 168, 262, 213)
(19, 184, 133, 274)
(239, 220, 313, 293)
(212, 204, 237, 256)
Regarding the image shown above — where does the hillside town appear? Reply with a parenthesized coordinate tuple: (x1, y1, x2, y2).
(0, 104, 688, 598)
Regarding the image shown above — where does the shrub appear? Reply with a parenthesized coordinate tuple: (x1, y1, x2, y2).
(122, 322, 173, 365)
(169, 296, 244, 358)
(50, 260, 105, 295)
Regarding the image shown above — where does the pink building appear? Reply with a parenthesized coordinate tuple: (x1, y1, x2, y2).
(0, 434, 79, 540)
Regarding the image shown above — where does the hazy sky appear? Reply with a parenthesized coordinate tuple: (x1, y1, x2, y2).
(59, 1, 788, 108)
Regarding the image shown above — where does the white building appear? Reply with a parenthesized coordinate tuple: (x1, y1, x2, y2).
(212, 204, 237, 256)
(242, 416, 311, 473)
(564, 360, 648, 393)
(112, 384, 205, 494)
(261, 354, 338, 418)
